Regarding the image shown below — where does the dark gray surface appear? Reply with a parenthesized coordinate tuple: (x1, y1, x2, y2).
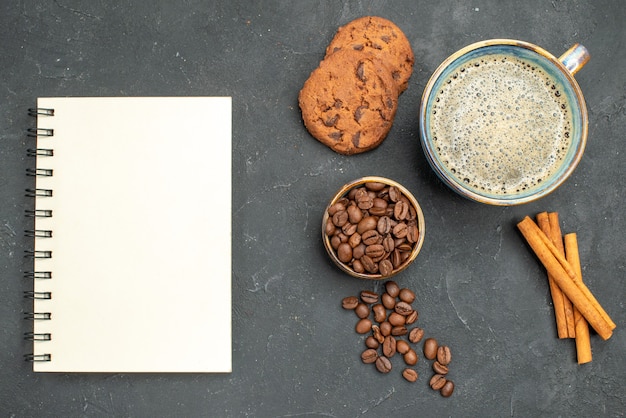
(2, 1, 625, 416)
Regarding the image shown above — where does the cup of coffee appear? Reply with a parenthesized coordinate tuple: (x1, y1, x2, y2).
(419, 39, 589, 205)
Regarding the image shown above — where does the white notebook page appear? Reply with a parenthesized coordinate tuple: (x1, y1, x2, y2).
(31, 97, 232, 372)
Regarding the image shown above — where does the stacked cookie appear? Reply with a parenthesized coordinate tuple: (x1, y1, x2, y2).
(298, 16, 414, 155)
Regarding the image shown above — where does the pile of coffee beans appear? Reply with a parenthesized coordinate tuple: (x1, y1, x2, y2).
(342, 280, 455, 397)
(325, 181, 421, 277)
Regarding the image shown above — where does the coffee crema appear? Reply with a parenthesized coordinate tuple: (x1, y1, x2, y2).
(429, 53, 574, 196)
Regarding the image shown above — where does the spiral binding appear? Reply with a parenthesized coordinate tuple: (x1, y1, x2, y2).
(25, 107, 55, 363)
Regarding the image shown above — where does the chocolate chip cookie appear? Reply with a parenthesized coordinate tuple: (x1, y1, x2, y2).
(325, 16, 414, 93)
(298, 49, 399, 155)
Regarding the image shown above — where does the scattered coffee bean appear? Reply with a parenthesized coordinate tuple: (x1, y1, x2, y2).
(365, 336, 379, 349)
(382, 336, 397, 358)
(440, 380, 455, 397)
(403, 348, 418, 366)
(360, 290, 379, 304)
(385, 280, 400, 298)
(379, 321, 392, 337)
(429, 374, 447, 391)
(423, 337, 438, 360)
(372, 304, 387, 323)
(432, 360, 449, 375)
(437, 345, 452, 365)
(361, 348, 378, 364)
(402, 368, 418, 382)
(394, 301, 413, 316)
(355, 318, 372, 334)
(405, 310, 418, 324)
(408, 327, 424, 343)
(396, 339, 410, 355)
(391, 325, 408, 336)
(342, 285, 456, 397)
(398, 288, 416, 303)
(388, 312, 406, 327)
(371, 324, 384, 343)
(375, 356, 392, 373)
(354, 303, 369, 319)
(342, 296, 359, 310)
(381, 292, 396, 309)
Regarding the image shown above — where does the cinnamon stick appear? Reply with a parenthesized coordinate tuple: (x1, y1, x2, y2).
(547, 212, 576, 338)
(517, 216, 614, 340)
(536, 212, 569, 338)
(564, 233, 593, 364)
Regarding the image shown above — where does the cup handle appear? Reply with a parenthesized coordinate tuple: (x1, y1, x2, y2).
(558, 44, 590, 76)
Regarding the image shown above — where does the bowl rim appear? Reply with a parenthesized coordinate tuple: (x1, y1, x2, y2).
(322, 176, 425, 280)
(418, 39, 589, 206)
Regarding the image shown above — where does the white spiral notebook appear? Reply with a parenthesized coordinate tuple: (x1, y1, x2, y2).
(26, 97, 232, 373)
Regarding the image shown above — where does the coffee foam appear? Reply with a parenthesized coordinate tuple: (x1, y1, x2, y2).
(429, 53, 574, 196)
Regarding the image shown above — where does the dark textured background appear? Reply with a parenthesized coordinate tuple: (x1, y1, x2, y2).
(1, 1, 625, 416)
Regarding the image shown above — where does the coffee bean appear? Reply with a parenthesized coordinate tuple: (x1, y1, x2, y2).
(347, 204, 363, 224)
(423, 338, 438, 360)
(337, 243, 353, 263)
(398, 288, 416, 303)
(392, 222, 408, 239)
(402, 368, 418, 382)
(328, 201, 345, 216)
(352, 259, 365, 273)
(403, 348, 418, 365)
(341, 296, 358, 310)
(365, 181, 386, 192)
(372, 324, 384, 343)
(382, 336, 397, 358)
(354, 303, 369, 319)
(360, 290, 379, 304)
(365, 244, 385, 259)
(381, 292, 396, 309)
(406, 223, 419, 244)
(388, 312, 406, 327)
(372, 304, 386, 323)
(325, 217, 336, 236)
(394, 200, 409, 220)
(379, 259, 394, 276)
(357, 216, 378, 235)
(342, 222, 357, 236)
(388, 186, 401, 202)
(437, 345, 452, 365)
(348, 232, 362, 248)
(361, 230, 379, 246)
(355, 318, 372, 334)
(353, 243, 366, 260)
(365, 336, 379, 349)
(391, 325, 408, 336)
(394, 301, 413, 316)
(377, 216, 393, 235)
(382, 235, 395, 253)
(408, 327, 424, 343)
(375, 356, 392, 373)
(432, 361, 449, 375)
(332, 210, 348, 227)
(361, 348, 378, 364)
(396, 339, 410, 354)
(379, 321, 392, 337)
(356, 193, 374, 210)
(440, 380, 455, 397)
(405, 310, 418, 324)
(360, 255, 378, 273)
(384, 281, 400, 297)
(429, 374, 447, 391)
